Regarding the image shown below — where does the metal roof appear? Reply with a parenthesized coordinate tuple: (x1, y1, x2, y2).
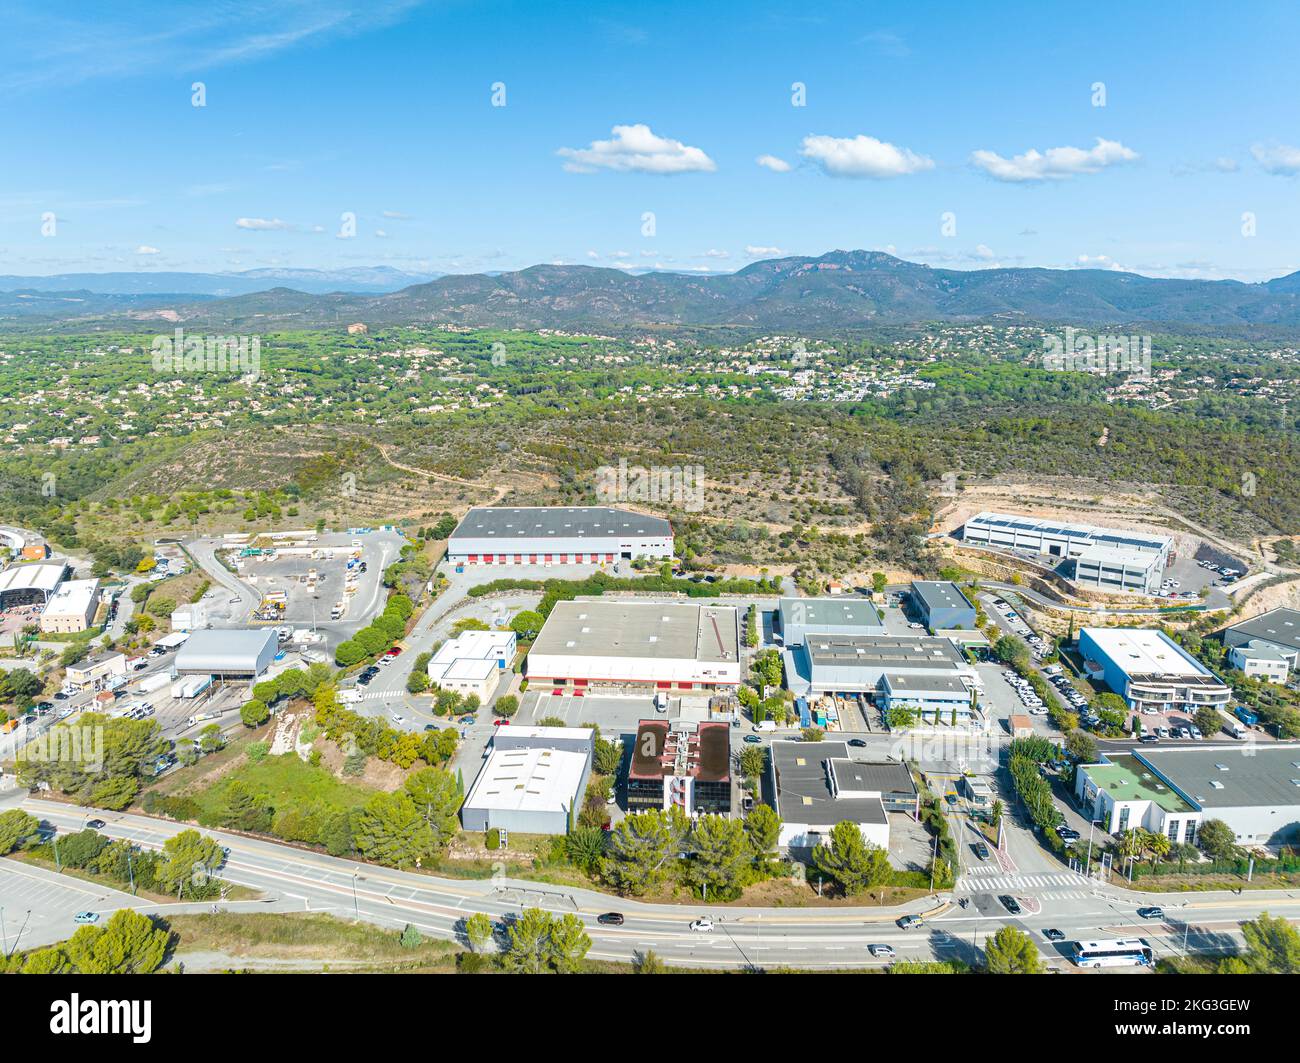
(1227, 609, 1300, 654)
(530, 600, 737, 664)
(910, 580, 974, 614)
(174, 628, 276, 672)
(778, 597, 886, 632)
(0, 562, 67, 593)
(772, 741, 889, 825)
(1137, 745, 1300, 810)
(450, 506, 671, 542)
(805, 634, 966, 671)
(965, 511, 1171, 552)
(1081, 627, 1213, 680)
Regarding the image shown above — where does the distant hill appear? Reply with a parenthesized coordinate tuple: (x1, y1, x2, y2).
(11, 252, 1300, 332)
(0, 266, 437, 297)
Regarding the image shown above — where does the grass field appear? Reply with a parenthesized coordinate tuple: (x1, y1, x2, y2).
(188, 752, 377, 822)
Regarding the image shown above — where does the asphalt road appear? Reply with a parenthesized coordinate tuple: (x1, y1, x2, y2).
(12, 797, 1300, 970)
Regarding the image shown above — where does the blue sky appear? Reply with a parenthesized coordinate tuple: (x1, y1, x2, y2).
(4, 0, 1300, 281)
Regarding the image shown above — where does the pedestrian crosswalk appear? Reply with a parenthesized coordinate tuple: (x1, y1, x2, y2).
(957, 867, 1091, 895)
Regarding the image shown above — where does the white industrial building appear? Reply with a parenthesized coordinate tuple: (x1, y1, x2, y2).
(64, 651, 128, 691)
(770, 742, 917, 851)
(1079, 627, 1231, 713)
(170, 602, 210, 632)
(526, 599, 740, 691)
(1077, 745, 1300, 847)
(459, 726, 594, 835)
(38, 577, 100, 633)
(961, 511, 1172, 594)
(174, 628, 278, 679)
(1223, 609, 1300, 683)
(0, 561, 68, 608)
(426, 629, 516, 702)
(447, 506, 673, 566)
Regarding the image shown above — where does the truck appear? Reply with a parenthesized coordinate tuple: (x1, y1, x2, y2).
(1234, 705, 1258, 727)
(1229, 720, 1248, 739)
(185, 710, 221, 728)
(653, 692, 670, 713)
(172, 675, 213, 699)
(136, 672, 172, 693)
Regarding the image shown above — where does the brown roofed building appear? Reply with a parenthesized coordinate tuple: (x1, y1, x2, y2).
(627, 718, 731, 816)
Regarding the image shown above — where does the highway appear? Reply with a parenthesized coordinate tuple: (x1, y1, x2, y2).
(12, 797, 1300, 970)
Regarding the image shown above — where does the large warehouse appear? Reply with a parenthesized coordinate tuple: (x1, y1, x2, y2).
(776, 596, 886, 645)
(1078, 627, 1231, 713)
(627, 718, 731, 816)
(460, 726, 594, 835)
(770, 742, 917, 850)
(526, 600, 740, 691)
(788, 634, 978, 700)
(1077, 745, 1300, 847)
(174, 628, 278, 679)
(0, 561, 68, 608)
(961, 511, 1171, 594)
(447, 506, 673, 566)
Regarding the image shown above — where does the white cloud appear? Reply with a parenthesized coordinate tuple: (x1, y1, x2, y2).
(799, 134, 933, 178)
(135, 245, 161, 255)
(970, 138, 1138, 182)
(1252, 142, 1300, 175)
(374, 229, 388, 238)
(699, 248, 730, 258)
(745, 245, 784, 257)
(235, 217, 293, 231)
(974, 243, 995, 260)
(381, 209, 412, 219)
(756, 154, 792, 173)
(586, 250, 600, 259)
(1076, 254, 1128, 270)
(558, 123, 716, 174)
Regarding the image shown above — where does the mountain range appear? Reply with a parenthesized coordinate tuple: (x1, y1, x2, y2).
(8, 251, 1300, 333)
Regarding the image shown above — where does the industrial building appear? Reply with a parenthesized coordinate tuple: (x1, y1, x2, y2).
(460, 726, 594, 835)
(960, 511, 1172, 594)
(526, 600, 740, 691)
(426, 629, 515, 702)
(1077, 744, 1300, 847)
(170, 602, 210, 632)
(626, 718, 731, 816)
(1223, 608, 1300, 682)
(38, 578, 100, 633)
(909, 581, 977, 630)
(776, 596, 886, 645)
(769, 742, 916, 850)
(1078, 627, 1231, 713)
(447, 506, 673, 566)
(0, 561, 68, 608)
(878, 672, 976, 723)
(173, 628, 278, 679)
(787, 634, 978, 710)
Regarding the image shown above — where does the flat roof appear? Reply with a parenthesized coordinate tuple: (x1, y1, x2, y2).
(531, 599, 738, 664)
(1083, 754, 1195, 813)
(444, 657, 497, 681)
(1227, 608, 1300, 654)
(0, 562, 66, 594)
(827, 758, 916, 796)
(778, 597, 886, 630)
(966, 511, 1171, 552)
(1081, 627, 1213, 680)
(451, 506, 671, 541)
(41, 578, 98, 617)
(1233, 641, 1290, 663)
(882, 671, 970, 695)
(629, 719, 730, 782)
(1137, 745, 1300, 810)
(463, 746, 588, 814)
(772, 741, 890, 826)
(910, 581, 973, 614)
(805, 634, 966, 671)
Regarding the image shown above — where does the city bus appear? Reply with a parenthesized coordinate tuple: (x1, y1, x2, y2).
(1070, 938, 1154, 968)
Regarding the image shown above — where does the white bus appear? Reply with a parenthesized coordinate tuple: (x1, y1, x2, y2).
(1070, 938, 1154, 969)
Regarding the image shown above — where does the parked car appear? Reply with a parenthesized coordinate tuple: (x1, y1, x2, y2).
(597, 912, 625, 926)
(742, 735, 762, 744)
(1139, 734, 1160, 744)
(73, 911, 100, 925)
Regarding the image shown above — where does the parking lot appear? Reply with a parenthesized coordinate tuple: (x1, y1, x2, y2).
(0, 857, 140, 953)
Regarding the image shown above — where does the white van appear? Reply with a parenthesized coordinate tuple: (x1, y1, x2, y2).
(1229, 721, 1247, 739)
(753, 719, 777, 733)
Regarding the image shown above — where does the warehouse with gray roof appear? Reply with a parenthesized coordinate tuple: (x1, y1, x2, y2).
(448, 506, 673, 566)
(909, 580, 977, 630)
(776, 596, 886, 645)
(174, 628, 278, 679)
